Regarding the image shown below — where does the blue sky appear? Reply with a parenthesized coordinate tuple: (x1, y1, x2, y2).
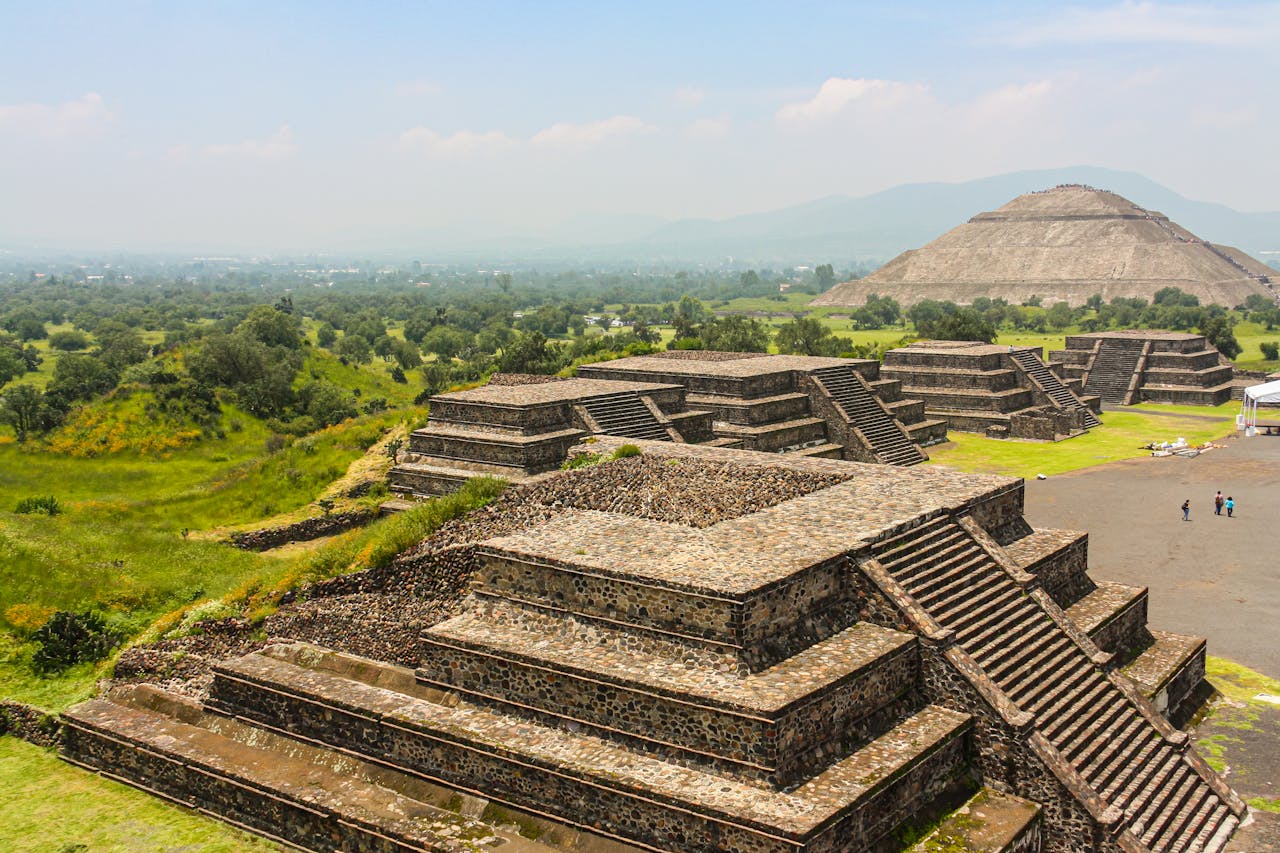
(2, 1, 1278, 251)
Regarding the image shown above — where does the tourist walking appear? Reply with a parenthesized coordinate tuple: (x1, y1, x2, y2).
(1215, 491, 1224, 515)
(1182, 499, 1191, 521)
(1226, 496, 1235, 518)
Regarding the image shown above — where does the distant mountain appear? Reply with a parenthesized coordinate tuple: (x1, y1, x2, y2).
(610, 167, 1280, 265)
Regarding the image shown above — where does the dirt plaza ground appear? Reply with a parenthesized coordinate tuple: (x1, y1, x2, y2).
(1019, 420, 1280, 846)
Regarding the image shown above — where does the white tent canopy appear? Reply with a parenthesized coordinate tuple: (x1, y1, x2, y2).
(1241, 379, 1280, 429)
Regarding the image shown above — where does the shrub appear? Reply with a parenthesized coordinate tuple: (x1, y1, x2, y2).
(14, 495, 60, 515)
(611, 444, 642, 459)
(31, 610, 122, 674)
(562, 451, 604, 470)
(1261, 341, 1279, 361)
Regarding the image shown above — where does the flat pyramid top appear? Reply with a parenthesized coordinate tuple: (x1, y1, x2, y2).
(978, 185, 1148, 219)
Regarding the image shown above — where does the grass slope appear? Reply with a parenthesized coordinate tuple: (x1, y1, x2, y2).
(0, 410, 402, 709)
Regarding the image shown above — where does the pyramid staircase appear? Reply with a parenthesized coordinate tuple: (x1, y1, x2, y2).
(1010, 349, 1102, 428)
(1085, 340, 1147, 405)
(868, 517, 1242, 852)
(578, 392, 672, 441)
(811, 365, 926, 466)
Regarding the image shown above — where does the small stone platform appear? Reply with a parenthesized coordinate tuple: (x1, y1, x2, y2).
(882, 341, 1102, 440)
(577, 350, 946, 464)
(1049, 331, 1235, 406)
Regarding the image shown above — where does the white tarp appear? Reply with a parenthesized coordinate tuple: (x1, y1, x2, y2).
(1240, 379, 1280, 431)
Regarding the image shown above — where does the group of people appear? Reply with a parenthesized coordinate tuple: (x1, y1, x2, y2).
(1181, 492, 1237, 521)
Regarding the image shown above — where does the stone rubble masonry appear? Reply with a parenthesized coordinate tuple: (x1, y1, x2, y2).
(882, 341, 1101, 440)
(61, 439, 1242, 853)
(1049, 331, 1235, 407)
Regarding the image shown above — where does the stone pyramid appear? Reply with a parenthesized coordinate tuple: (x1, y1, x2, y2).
(812, 185, 1277, 308)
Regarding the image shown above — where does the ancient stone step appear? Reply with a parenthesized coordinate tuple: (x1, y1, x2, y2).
(905, 789, 1042, 853)
(867, 516, 1237, 851)
(578, 393, 672, 442)
(811, 365, 925, 466)
(417, 607, 919, 785)
(1122, 629, 1208, 721)
(207, 643, 974, 853)
(61, 685, 563, 853)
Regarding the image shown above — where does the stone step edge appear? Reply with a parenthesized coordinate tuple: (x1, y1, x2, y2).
(420, 613, 917, 718)
(1066, 582, 1146, 637)
(211, 648, 972, 839)
(61, 699, 484, 853)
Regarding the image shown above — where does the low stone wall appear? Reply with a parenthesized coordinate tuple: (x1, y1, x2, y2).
(229, 509, 374, 551)
(208, 660, 971, 853)
(428, 398, 572, 434)
(417, 624, 920, 786)
(0, 701, 61, 747)
(61, 715, 449, 853)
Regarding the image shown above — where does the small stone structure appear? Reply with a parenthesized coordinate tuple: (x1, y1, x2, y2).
(62, 440, 1244, 852)
(389, 375, 717, 497)
(577, 350, 946, 464)
(1049, 332, 1235, 406)
(882, 341, 1103, 440)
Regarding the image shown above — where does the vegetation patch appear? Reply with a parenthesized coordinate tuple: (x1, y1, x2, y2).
(13, 496, 59, 516)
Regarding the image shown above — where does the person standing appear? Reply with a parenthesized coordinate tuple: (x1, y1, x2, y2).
(1226, 496, 1235, 518)
(1214, 491, 1224, 515)
(1182, 499, 1191, 522)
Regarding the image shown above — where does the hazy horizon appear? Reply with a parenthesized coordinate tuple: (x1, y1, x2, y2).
(3, 2, 1279, 253)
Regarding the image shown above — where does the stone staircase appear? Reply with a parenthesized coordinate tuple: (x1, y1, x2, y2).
(1010, 349, 1102, 428)
(1085, 339, 1147, 405)
(811, 365, 926, 466)
(869, 517, 1240, 852)
(578, 393, 672, 442)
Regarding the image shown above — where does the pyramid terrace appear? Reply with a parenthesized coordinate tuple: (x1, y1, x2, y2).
(63, 439, 1245, 853)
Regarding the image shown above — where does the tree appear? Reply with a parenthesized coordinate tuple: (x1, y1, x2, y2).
(927, 308, 998, 343)
(1045, 301, 1074, 332)
(701, 315, 770, 352)
(316, 322, 337, 348)
(0, 384, 56, 441)
(631, 320, 660, 346)
(0, 347, 23, 387)
(499, 332, 563, 374)
(95, 322, 150, 370)
(1200, 316, 1242, 359)
(774, 317, 848, 356)
(48, 330, 90, 351)
(814, 264, 836, 291)
(335, 333, 373, 364)
(391, 338, 423, 370)
(421, 326, 472, 361)
(297, 380, 357, 427)
(238, 304, 302, 349)
(47, 353, 119, 403)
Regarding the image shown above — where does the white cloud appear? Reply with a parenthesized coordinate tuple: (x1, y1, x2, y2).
(396, 80, 442, 97)
(0, 92, 113, 138)
(397, 127, 515, 154)
(969, 80, 1053, 121)
(673, 86, 705, 107)
(775, 78, 929, 125)
(531, 115, 654, 149)
(999, 1, 1280, 46)
(202, 125, 298, 159)
(686, 115, 730, 141)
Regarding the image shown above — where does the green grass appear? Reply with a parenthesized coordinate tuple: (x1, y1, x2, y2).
(926, 407, 1236, 480)
(0, 738, 280, 852)
(0, 410, 403, 709)
(298, 347, 422, 408)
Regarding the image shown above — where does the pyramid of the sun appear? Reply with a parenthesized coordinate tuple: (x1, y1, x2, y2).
(812, 185, 1277, 309)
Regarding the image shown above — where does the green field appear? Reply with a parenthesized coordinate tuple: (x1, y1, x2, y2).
(926, 402, 1239, 480)
(0, 738, 280, 852)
